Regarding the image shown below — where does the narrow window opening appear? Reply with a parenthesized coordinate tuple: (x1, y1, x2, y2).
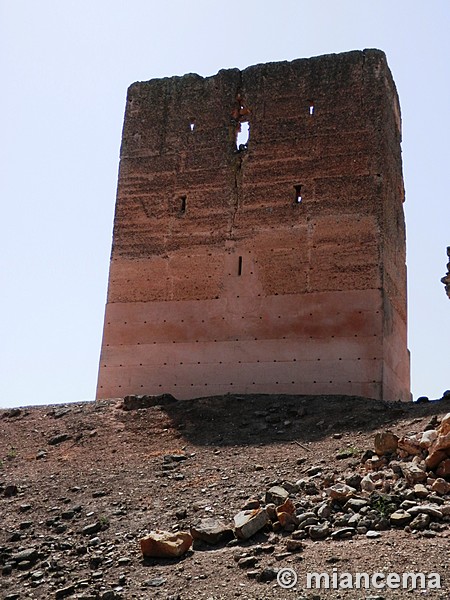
(180, 196, 186, 214)
(236, 121, 250, 151)
(309, 102, 315, 115)
(238, 256, 243, 276)
(294, 184, 302, 204)
(189, 118, 196, 132)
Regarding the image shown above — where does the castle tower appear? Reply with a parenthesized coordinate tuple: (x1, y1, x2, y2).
(442, 247, 450, 299)
(96, 49, 410, 402)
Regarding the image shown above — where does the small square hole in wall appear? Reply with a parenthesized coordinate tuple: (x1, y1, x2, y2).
(294, 184, 302, 204)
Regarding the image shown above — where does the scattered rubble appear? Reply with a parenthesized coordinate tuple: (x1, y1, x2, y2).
(190, 517, 233, 545)
(137, 412, 450, 572)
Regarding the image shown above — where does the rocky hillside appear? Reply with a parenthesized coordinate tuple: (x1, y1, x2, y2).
(1, 394, 450, 600)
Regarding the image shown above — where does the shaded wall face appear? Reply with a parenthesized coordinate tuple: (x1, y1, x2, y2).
(97, 50, 410, 402)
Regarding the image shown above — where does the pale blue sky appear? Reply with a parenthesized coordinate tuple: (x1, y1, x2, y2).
(1, 1, 449, 407)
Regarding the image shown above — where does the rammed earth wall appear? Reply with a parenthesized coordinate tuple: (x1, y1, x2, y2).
(97, 49, 410, 401)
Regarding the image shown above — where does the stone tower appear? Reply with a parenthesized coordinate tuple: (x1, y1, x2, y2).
(96, 49, 410, 402)
(442, 247, 450, 299)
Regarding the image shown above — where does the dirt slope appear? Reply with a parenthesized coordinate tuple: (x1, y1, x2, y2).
(1, 394, 449, 600)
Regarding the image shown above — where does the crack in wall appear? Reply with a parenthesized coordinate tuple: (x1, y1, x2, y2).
(229, 152, 243, 239)
(228, 73, 249, 239)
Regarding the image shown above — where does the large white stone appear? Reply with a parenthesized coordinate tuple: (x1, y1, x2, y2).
(234, 508, 269, 540)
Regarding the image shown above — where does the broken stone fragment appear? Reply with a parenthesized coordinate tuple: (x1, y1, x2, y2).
(330, 527, 355, 539)
(419, 429, 438, 449)
(11, 547, 38, 564)
(390, 510, 413, 526)
(360, 474, 375, 492)
(429, 433, 450, 456)
(366, 530, 381, 538)
(143, 577, 167, 588)
(400, 462, 427, 483)
(431, 478, 450, 495)
(275, 498, 298, 529)
(48, 433, 71, 446)
(298, 515, 319, 529)
(237, 556, 258, 568)
(297, 511, 316, 524)
(316, 502, 331, 519)
(234, 508, 270, 540)
(436, 458, 450, 478)
(397, 436, 422, 456)
(285, 538, 304, 552)
(296, 478, 320, 495)
(265, 503, 277, 521)
(406, 504, 443, 519)
(409, 513, 431, 531)
(413, 483, 429, 498)
(345, 497, 369, 511)
(365, 455, 386, 471)
(164, 453, 188, 463)
(242, 497, 260, 510)
(257, 566, 279, 582)
(140, 530, 192, 558)
(246, 570, 259, 580)
(374, 431, 399, 456)
(335, 449, 355, 460)
(426, 449, 448, 470)
(264, 486, 289, 506)
(326, 483, 356, 501)
(306, 466, 322, 476)
(281, 480, 299, 494)
(308, 523, 330, 540)
(81, 522, 103, 536)
(438, 413, 450, 435)
(190, 517, 233, 545)
(55, 585, 76, 599)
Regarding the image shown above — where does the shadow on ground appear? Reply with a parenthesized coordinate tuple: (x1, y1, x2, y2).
(123, 393, 450, 447)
